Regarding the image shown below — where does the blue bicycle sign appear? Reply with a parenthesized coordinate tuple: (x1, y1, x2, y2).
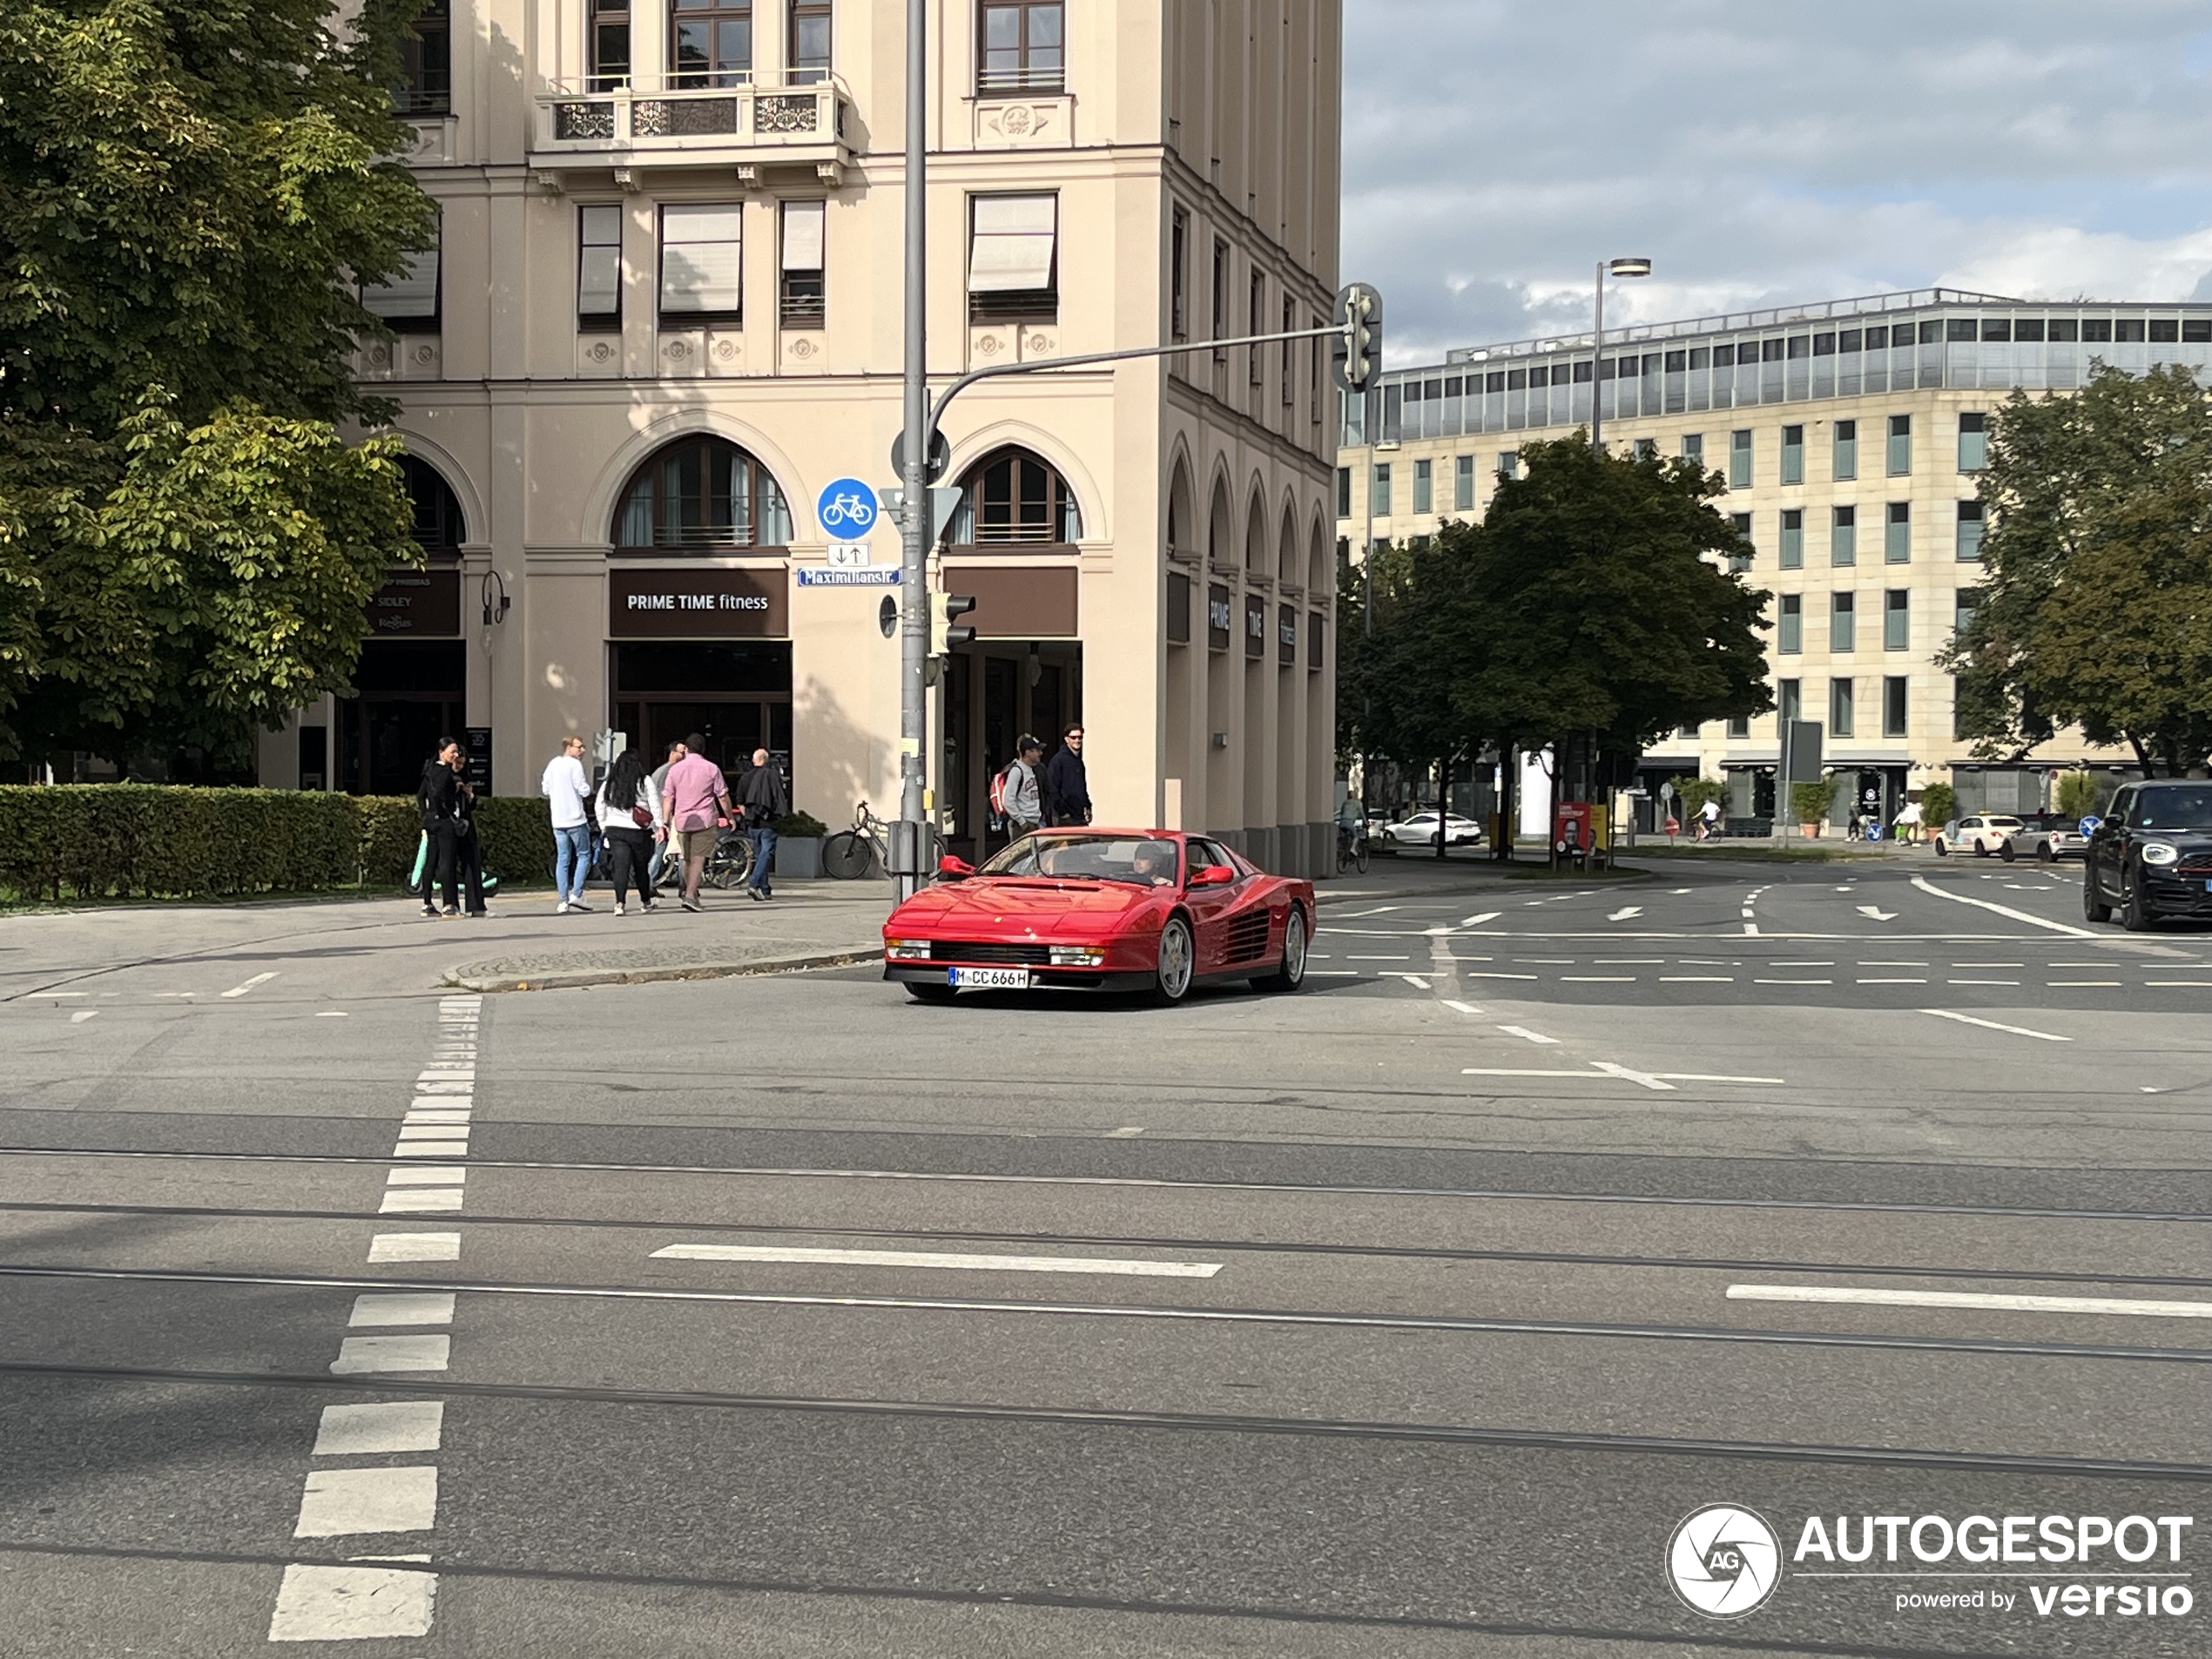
(816, 476, 880, 538)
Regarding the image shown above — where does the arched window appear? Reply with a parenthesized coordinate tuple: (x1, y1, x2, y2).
(948, 446, 1082, 545)
(401, 455, 465, 556)
(614, 436, 792, 549)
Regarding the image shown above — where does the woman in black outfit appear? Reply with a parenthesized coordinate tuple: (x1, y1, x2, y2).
(448, 749, 488, 915)
(418, 740, 463, 916)
(595, 746, 663, 916)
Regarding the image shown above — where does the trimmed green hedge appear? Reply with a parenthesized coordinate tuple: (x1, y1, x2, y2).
(0, 786, 558, 901)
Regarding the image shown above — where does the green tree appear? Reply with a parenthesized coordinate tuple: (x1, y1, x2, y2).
(0, 0, 435, 767)
(1442, 437, 1772, 800)
(1919, 780, 1957, 831)
(1944, 365, 2212, 776)
(2054, 770, 2100, 819)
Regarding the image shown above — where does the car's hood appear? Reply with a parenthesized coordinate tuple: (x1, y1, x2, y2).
(887, 877, 1165, 941)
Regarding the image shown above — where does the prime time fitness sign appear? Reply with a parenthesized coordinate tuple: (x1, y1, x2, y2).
(609, 567, 789, 638)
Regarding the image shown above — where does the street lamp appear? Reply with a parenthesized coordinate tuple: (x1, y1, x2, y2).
(1588, 256, 1651, 453)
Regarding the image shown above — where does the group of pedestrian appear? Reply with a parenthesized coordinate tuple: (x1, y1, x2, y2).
(546, 733, 787, 915)
(415, 738, 487, 917)
(995, 725, 1091, 839)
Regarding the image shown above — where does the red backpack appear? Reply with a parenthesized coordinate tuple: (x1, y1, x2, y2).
(988, 764, 1015, 818)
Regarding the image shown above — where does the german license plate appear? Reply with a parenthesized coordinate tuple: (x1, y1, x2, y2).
(949, 966, 1030, 989)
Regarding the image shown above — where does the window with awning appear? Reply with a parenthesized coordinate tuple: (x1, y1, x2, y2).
(659, 204, 744, 320)
(968, 194, 1057, 322)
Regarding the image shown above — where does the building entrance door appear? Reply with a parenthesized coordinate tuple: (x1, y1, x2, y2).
(612, 642, 793, 792)
(339, 641, 467, 795)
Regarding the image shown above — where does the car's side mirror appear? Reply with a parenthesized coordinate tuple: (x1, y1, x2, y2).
(936, 855, 974, 879)
(1190, 863, 1236, 887)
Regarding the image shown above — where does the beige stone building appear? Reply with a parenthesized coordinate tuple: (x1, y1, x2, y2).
(263, 0, 1345, 873)
(1338, 290, 2212, 827)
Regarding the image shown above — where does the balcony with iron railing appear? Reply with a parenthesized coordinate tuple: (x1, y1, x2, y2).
(532, 73, 853, 177)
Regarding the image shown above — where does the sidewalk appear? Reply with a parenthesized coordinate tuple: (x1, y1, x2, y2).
(440, 877, 895, 991)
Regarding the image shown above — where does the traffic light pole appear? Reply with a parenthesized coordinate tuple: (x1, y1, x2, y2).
(895, 0, 929, 902)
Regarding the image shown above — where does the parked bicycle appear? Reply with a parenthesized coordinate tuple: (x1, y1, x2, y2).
(822, 799, 890, 880)
(654, 823, 756, 894)
(1336, 820, 1370, 874)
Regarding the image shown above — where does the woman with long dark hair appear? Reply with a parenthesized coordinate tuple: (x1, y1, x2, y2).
(595, 745, 664, 915)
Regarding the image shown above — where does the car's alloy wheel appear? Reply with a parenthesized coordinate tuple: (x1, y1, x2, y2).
(1258, 909, 1307, 992)
(2083, 870, 2113, 924)
(1153, 917, 1195, 1003)
(2121, 870, 2156, 934)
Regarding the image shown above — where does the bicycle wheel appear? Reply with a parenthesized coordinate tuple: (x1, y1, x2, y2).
(1353, 839, 1370, 875)
(821, 831, 871, 880)
(703, 840, 753, 891)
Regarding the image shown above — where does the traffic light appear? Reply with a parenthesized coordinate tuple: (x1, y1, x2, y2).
(1332, 281, 1383, 395)
(931, 592, 976, 654)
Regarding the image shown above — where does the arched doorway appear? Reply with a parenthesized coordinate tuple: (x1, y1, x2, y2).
(339, 456, 471, 794)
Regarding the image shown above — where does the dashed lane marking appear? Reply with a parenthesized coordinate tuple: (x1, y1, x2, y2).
(1441, 1000, 1483, 1015)
(1497, 1025, 1559, 1045)
(651, 1244, 1224, 1278)
(221, 973, 280, 999)
(1729, 1285, 2212, 1320)
(368, 1234, 461, 1264)
(312, 1402, 444, 1458)
(293, 1467, 438, 1538)
(268, 1566, 435, 1642)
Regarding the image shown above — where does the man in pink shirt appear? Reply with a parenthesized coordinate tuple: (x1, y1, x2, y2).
(659, 732, 733, 911)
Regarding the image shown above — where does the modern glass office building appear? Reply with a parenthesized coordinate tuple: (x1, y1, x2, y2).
(1337, 291, 2212, 827)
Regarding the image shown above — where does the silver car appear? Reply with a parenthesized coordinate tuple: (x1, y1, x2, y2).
(1383, 811, 1482, 846)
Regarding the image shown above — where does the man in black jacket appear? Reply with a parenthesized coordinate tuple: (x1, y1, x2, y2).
(1043, 725, 1091, 826)
(417, 738, 464, 916)
(736, 748, 789, 900)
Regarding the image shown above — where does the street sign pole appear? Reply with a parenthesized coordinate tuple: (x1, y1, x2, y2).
(896, 0, 928, 903)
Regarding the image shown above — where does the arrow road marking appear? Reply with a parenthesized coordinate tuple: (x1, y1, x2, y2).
(1857, 905, 1898, 921)
(1608, 907, 1643, 921)
(1920, 1008, 2071, 1043)
(1461, 911, 1501, 927)
(222, 972, 279, 999)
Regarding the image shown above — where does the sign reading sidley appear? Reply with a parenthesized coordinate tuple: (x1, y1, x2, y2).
(610, 567, 789, 637)
(369, 568, 461, 636)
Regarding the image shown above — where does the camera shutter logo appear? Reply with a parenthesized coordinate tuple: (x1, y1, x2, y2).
(1668, 1504, 1782, 1619)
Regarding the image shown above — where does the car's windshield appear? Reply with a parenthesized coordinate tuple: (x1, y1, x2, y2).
(980, 834, 1182, 887)
(2134, 788, 2212, 829)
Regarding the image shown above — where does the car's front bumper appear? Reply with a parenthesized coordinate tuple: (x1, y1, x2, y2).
(885, 961, 1157, 992)
(2140, 873, 2212, 919)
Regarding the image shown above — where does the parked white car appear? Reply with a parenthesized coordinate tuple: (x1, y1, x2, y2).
(1383, 812, 1482, 846)
(1932, 814, 2025, 856)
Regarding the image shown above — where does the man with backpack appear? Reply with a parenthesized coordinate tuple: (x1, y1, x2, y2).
(995, 734, 1045, 840)
(735, 748, 787, 902)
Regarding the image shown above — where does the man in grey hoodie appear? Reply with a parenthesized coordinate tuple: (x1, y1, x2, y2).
(1001, 734, 1045, 839)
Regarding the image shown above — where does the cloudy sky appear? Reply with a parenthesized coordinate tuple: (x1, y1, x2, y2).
(1342, 0, 2212, 367)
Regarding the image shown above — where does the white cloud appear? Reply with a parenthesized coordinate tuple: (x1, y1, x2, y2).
(1344, 0, 2212, 364)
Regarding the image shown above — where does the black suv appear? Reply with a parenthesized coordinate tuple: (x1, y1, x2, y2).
(2083, 780, 2212, 930)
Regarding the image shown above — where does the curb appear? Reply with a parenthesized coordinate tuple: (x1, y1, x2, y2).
(443, 948, 877, 993)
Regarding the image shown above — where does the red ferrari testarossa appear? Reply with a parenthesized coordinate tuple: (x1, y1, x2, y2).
(882, 829, 1315, 1003)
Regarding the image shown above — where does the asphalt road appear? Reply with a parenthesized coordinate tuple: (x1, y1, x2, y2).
(2, 855, 2209, 1657)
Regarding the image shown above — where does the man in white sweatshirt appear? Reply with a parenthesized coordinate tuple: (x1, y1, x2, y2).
(541, 734, 594, 914)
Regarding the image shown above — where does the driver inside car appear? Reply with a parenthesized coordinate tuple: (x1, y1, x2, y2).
(1131, 841, 1177, 887)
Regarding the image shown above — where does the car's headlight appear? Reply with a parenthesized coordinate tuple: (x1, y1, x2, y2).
(885, 938, 932, 960)
(2141, 842, 2180, 867)
(1049, 946, 1105, 967)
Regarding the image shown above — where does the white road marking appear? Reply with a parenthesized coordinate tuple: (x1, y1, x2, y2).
(1306, 970, 1359, 976)
(1109, 1127, 1144, 1136)
(404, 1109, 471, 1125)
(1348, 954, 1411, 961)
(385, 1166, 467, 1187)
(379, 1190, 465, 1214)
(1861, 960, 1929, 967)
(1755, 978, 1831, 985)
(39, 992, 85, 999)
(330, 1335, 450, 1373)
(1728, 1285, 2212, 1320)
(1399, 974, 1432, 989)
(1441, 1000, 1483, 1015)
(1654, 1072, 1786, 1084)
(2146, 981, 2212, 988)
(69, 1010, 98, 1023)
(1920, 1008, 2071, 1043)
(1661, 975, 1733, 982)
(1773, 961, 1834, 967)
(1856, 906, 1898, 921)
(1910, 874, 2094, 937)
(368, 1233, 461, 1263)
(314, 1402, 444, 1457)
(1948, 979, 2020, 987)
(294, 1467, 438, 1537)
(390, 1141, 469, 1159)
(1561, 975, 1635, 982)
(1672, 888, 1693, 894)
(315, 1010, 349, 1017)
(397, 1124, 470, 1141)
(1858, 977, 1927, 984)
(268, 1565, 435, 1642)
(1465, 971, 1538, 980)
(1462, 1068, 1608, 1080)
(220, 972, 279, 999)
(2049, 981, 2121, 987)
(650, 1244, 1223, 1278)
(1497, 1025, 1559, 1045)
(1590, 1061, 1675, 1091)
(1608, 907, 1643, 921)
(348, 1292, 456, 1328)
(1461, 911, 1501, 927)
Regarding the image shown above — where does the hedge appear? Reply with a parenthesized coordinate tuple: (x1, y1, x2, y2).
(0, 786, 558, 902)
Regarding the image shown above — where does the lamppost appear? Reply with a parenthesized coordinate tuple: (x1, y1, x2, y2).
(1588, 256, 1651, 453)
